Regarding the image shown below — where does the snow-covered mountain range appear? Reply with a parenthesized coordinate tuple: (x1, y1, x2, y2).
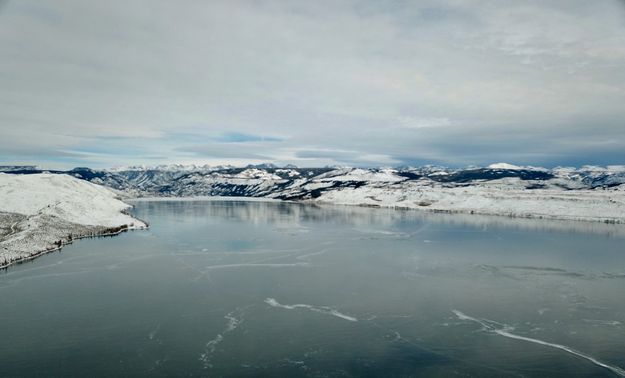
(3, 163, 624, 198)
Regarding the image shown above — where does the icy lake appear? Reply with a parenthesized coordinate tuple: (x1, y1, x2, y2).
(1, 200, 625, 377)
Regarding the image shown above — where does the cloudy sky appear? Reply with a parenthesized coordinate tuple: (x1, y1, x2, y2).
(1, 0, 625, 169)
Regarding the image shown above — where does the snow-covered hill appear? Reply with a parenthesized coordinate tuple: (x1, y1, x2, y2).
(311, 180, 625, 223)
(0, 173, 146, 268)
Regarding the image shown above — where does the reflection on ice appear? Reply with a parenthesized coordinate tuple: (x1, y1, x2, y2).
(130, 198, 625, 238)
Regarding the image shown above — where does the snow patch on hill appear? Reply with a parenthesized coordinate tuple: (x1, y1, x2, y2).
(316, 168, 405, 182)
(236, 168, 282, 180)
(488, 163, 524, 170)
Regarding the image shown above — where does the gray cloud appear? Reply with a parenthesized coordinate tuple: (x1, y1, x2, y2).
(1, 0, 624, 168)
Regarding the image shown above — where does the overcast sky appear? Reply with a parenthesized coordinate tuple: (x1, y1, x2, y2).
(1, 0, 625, 169)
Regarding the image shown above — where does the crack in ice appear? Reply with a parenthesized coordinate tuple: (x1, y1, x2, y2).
(452, 310, 625, 377)
(199, 310, 243, 369)
(265, 298, 357, 322)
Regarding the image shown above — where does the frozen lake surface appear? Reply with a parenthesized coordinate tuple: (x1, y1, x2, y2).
(1, 200, 625, 377)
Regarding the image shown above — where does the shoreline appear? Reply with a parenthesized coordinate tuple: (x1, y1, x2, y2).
(127, 196, 284, 203)
(127, 194, 625, 225)
(313, 200, 625, 225)
(306, 184, 625, 226)
(4, 182, 624, 270)
(3, 194, 625, 270)
(0, 224, 146, 270)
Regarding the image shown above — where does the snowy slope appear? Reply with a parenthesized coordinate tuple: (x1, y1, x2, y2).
(314, 168, 406, 182)
(312, 181, 625, 223)
(0, 173, 145, 227)
(0, 173, 146, 268)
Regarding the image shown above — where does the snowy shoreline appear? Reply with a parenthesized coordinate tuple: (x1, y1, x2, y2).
(0, 225, 140, 270)
(126, 184, 625, 225)
(124, 194, 625, 238)
(307, 182, 625, 225)
(0, 174, 147, 269)
(128, 196, 283, 203)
